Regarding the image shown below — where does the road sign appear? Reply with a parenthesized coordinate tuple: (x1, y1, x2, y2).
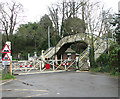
(2, 61, 10, 65)
(1, 44, 11, 53)
(2, 53, 10, 61)
(45, 64, 50, 69)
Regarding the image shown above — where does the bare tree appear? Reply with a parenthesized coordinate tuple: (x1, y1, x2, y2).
(48, 0, 113, 41)
(0, 1, 23, 41)
(48, 6, 59, 35)
(82, 0, 114, 67)
(83, 0, 113, 37)
(98, 9, 113, 38)
(48, 0, 85, 37)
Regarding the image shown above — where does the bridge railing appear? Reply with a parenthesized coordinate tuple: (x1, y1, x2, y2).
(44, 47, 53, 56)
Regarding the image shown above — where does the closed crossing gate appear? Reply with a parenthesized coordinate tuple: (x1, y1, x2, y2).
(12, 59, 77, 74)
(12, 47, 90, 74)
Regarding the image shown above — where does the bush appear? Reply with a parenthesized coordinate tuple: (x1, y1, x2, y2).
(96, 53, 109, 67)
(93, 42, 120, 76)
(90, 67, 102, 72)
(89, 45, 97, 68)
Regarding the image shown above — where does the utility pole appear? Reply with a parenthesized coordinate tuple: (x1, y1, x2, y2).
(48, 26, 50, 48)
(118, 1, 120, 14)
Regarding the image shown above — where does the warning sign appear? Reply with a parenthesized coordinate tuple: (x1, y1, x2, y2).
(1, 44, 11, 53)
(2, 53, 10, 61)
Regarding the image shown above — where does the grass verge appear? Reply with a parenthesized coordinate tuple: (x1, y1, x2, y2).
(2, 73, 16, 80)
(90, 67, 119, 77)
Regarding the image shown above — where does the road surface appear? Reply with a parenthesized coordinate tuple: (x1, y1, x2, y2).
(1, 71, 118, 97)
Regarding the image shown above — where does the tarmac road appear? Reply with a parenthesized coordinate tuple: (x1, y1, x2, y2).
(1, 71, 118, 97)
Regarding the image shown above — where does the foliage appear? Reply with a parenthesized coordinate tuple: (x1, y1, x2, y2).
(71, 42, 87, 54)
(1, 0, 115, 61)
(89, 45, 96, 68)
(109, 42, 120, 74)
(2, 73, 16, 80)
(89, 34, 97, 68)
(110, 14, 120, 46)
(63, 17, 85, 36)
(90, 67, 102, 72)
(116, 29, 120, 46)
(96, 53, 109, 68)
(2, 14, 61, 60)
(0, 1, 23, 41)
(94, 42, 120, 76)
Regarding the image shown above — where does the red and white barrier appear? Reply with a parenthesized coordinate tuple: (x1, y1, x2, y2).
(61, 63, 70, 66)
(19, 65, 32, 68)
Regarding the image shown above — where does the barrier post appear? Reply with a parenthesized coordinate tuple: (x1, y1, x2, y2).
(10, 61, 12, 75)
(40, 61, 42, 72)
(65, 65, 66, 70)
(53, 60, 55, 70)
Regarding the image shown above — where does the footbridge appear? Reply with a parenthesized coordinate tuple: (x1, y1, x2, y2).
(42, 33, 108, 60)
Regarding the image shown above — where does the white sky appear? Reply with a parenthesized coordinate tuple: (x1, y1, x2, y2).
(0, 0, 120, 23)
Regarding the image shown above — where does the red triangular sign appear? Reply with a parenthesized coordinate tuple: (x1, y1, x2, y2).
(2, 53, 11, 61)
(1, 44, 11, 53)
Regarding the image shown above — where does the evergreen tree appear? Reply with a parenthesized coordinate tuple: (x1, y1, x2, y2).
(110, 14, 120, 45)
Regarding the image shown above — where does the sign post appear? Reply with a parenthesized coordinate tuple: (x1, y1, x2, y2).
(1, 41, 12, 75)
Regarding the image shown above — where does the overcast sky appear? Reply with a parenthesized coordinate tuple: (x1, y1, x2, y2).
(1, 0, 120, 23)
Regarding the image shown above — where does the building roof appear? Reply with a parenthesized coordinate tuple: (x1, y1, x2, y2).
(65, 48, 75, 53)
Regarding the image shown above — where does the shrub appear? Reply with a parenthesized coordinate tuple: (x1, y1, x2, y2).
(93, 42, 120, 76)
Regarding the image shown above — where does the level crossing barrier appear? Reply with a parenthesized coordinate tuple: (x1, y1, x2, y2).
(12, 58, 77, 74)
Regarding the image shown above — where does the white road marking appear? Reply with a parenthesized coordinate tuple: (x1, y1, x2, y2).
(26, 93, 48, 97)
(0, 88, 48, 92)
(14, 89, 48, 92)
(0, 89, 12, 91)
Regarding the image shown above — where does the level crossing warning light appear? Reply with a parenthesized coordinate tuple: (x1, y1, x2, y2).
(1, 44, 11, 53)
(45, 63, 50, 69)
(2, 53, 11, 61)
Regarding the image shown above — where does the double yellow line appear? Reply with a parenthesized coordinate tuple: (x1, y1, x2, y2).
(0, 79, 13, 86)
